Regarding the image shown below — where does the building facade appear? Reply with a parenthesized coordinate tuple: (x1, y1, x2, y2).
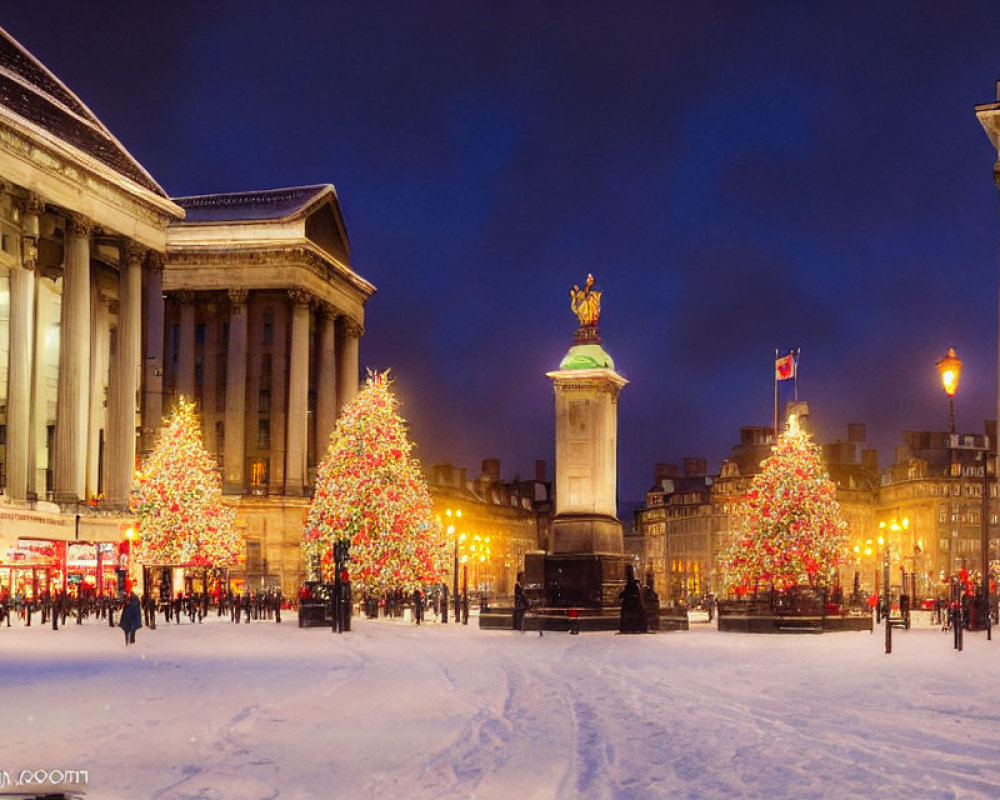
(0, 27, 375, 599)
(428, 459, 551, 599)
(0, 27, 186, 598)
(162, 187, 375, 592)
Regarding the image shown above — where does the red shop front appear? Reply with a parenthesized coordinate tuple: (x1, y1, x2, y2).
(0, 539, 64, 599)
(0, 539, 128, 598)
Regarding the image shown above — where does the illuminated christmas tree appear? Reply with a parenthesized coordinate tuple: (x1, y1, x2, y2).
(302, 371, 448, 595)
(721, 414, 849, 593)
(130, 398, 242, 567)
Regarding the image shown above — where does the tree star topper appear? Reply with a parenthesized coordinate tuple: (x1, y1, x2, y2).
(571, 273, 601, 327)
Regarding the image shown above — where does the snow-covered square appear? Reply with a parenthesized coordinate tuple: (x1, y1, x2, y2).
(3, 616, 999, 799)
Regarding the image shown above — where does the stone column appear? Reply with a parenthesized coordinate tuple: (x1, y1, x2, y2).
(315, 305, 338, 457)
(86, 290, 109, 501)
(177, 290, 196, 401)
(107, 241, 143, 507)
(223, 288, 249, 494)
(285, 289, 311, 496)
(338, 318, 363, 413)
(7, 194, 40, 501)
(54, 213, 92, 504)
(142, 253, 165, 452)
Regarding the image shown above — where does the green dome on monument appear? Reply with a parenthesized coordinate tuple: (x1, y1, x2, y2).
(559, 343, 616, 371)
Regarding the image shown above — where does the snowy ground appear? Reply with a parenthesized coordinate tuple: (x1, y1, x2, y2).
(2, 614, 1000, 800)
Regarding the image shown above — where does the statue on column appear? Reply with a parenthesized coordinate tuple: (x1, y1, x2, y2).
(570, 274, 601, 328)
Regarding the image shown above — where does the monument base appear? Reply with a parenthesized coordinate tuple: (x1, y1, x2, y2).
(525, 551, 628, 609)
(550, 514, 624, 555)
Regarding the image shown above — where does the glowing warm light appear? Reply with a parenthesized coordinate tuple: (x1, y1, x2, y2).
(864, 548, 872, 556)
(130, 398, 240, 567)
(301, 371, 448, 592)
(936, 347, 962, 397)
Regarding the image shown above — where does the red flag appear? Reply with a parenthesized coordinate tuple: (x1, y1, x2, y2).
(775, 353, 795, 381)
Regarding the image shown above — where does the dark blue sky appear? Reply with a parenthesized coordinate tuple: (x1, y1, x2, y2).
(7, 3, 1000, 501)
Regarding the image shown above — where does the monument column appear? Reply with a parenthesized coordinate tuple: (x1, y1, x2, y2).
(315, 304, 338, 455)
(177, 290, 196, 400)
(527, 274, 629, 615)
(107, 240, 144, 507)
(223, 288, 249, 494)
(285, 289, 311, 496)
(54, 212, 92, 504)
(142, 253, 165, 452)
(338, 318, 363, 412)
(7, 193, 41, 501)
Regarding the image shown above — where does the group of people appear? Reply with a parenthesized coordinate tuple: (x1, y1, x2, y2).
(0, 588, 130, 629)
(0, 583, 287, 646)
(358, 584, 469, 624)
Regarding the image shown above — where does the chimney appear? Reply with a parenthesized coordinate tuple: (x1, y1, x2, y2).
(654, 463, 679, 483)
(482, 458, 500, 483)
(847, 423, 866, 444)
(862, 449, 878, 473)
(535, 459, 546, 482)
(683, 457, 706, 477)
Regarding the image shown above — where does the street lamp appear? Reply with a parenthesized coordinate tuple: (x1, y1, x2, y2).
(446, 508, 462, 624)
(936, 347, 963, 435)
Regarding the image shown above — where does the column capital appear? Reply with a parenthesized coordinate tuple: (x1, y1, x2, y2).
(20, 237, 38, 271)
(21, 191, 45, 218)
(343, 318, 365, 338)
(66, 212, 93, 238)
(316, 301, 339, 321)
(175, 289, 197, 305)
(145, 251, 165, 274)
(120, 239, 146, 269)
(228, 287, 249, 308)
(289, 288, 311, 307)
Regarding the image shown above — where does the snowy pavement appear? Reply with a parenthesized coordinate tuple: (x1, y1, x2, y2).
(2, 615, 999, 799)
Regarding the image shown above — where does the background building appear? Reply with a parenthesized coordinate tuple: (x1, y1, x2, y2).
(428, 459, 551, 599)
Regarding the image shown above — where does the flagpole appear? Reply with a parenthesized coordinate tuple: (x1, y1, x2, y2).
(773, 348, 779, 443)
(794, 348, 800, 402)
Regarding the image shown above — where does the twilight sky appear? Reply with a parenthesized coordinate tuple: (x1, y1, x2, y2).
(6, 3, 1000, 502)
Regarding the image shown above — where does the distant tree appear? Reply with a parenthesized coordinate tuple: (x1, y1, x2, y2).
(721, 415, 849, 593)
(130, 398, 241, 567)
(302, 371, 448, 594)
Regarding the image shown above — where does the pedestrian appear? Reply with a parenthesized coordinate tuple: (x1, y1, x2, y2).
(513, 572, 528, 632)
(413, 588, 424, 625)
(119, 592, 142, 646)
(618, 565, 647, 634)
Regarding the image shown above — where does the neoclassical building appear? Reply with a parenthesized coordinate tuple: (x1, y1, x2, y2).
(0, 26, 374, 598)
(162, 187, 374, 590)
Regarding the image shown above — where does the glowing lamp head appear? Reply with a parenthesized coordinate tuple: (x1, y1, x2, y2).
(936, 347, 962, 398)
(125, 527, 135, 541)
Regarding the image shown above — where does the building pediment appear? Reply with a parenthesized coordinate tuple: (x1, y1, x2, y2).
(170, 184, 351, 263)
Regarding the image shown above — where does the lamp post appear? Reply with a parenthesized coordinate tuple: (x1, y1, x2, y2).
(446, 508, 463, 624)
(936, 347, 963, 435)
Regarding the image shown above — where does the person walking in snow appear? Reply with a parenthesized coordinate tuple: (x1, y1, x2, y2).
(119, 592, 142, 646)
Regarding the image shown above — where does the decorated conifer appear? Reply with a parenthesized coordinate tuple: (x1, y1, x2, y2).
(721, 414, 849, 593)
(130, 398, 241, 567)
(302, 371, 448, 594)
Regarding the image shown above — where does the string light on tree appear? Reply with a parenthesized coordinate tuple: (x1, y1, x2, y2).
(721, 414, 850, 594)
(129, 397, 241, 567)
(302, 371, 448, 595)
